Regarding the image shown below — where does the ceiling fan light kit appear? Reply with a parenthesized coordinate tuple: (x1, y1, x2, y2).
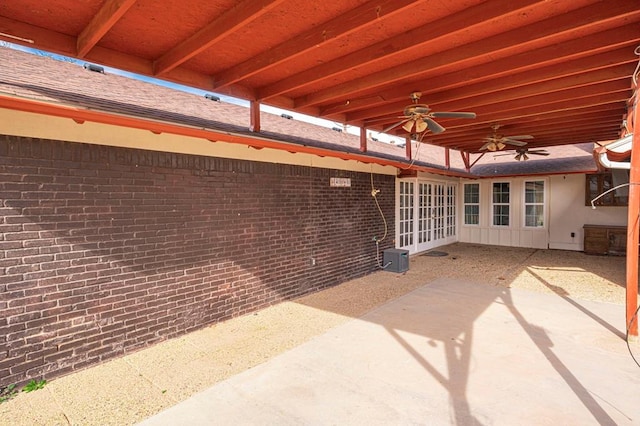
(480, 124, 533, 152)
(383, 92, 476, 140)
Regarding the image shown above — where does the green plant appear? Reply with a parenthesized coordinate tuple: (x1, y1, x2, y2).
(0, 384, 18, 404)
(22, 379, 46, 393)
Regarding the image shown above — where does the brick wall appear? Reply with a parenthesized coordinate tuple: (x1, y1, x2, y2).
(0, 135, 395, 387)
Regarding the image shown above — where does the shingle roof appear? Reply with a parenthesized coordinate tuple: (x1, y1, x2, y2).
(470, 143, 598, 177)
(0, 47, 597, 177)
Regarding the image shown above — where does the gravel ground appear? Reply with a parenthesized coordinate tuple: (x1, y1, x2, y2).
(0, 243, 629, 425)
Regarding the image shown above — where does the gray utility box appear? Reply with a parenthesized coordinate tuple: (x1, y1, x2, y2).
(383, 248, 410, 273)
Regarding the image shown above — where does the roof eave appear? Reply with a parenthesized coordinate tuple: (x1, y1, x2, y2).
(0, 93, 471, 178)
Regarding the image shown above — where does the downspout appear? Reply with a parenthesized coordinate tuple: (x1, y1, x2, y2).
(597, 133, 632, 169)
(626, 93, 639, 340)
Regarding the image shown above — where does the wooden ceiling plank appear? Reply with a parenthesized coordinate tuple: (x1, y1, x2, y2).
(348, 34, 638, 123)
(295, 2, 640, 108)
(213, 0, 419, 89)
(154, 0, 287, 76)
(430, 93, 628, 136)
(0, 16, 77, 55)
(338, 42, 637, 120)
(414, 105, 624, 139)
(430, 113, 624, 143)
(438, 123, 624, 150)
(0, 16, 246, 98)
(440, 108, 624, 136)
(77, 0, 137, 57)
(407, 72, 631, 119)
(257, 0, 546, 100)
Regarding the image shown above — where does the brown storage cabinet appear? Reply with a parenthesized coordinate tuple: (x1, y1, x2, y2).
(583, 224, 627, 255)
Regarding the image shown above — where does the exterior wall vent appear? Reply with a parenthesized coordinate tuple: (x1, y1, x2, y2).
(83, 63, 105, 73)
(204, 94, 220, 101)
(280, 114, 293, 120)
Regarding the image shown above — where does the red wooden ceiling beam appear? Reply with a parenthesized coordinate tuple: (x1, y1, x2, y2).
(257, 0, 546, 100)
(213, 0, 419, 90)
(352, 53, 635, 123)
(154, 0, 286, 76)
(427, 92, 629, 133)
(77, 0, 137, 57)
(333, 44, 637, 119)
(296, 2, 640, 108)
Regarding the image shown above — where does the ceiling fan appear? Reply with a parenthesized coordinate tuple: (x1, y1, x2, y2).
(496, 147, 550, 161)
(480, 124, 533, 152)
(382, 92, 476, 139)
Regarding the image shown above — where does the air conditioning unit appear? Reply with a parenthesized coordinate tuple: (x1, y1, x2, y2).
(383, 249, 409, 273)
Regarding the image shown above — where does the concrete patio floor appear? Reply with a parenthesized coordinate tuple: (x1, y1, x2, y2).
(0, 243, 637, 425)
(139, 277, 639, 425)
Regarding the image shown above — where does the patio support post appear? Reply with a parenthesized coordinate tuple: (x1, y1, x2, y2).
(405, 136, 411, 160)
(359, 128, 367, 152)
(626, 88, 639, 340)
(445, 148, 450, 169)
(250, 100, 260, 132)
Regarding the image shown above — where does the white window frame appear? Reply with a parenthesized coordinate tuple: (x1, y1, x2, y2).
(491, 181, 511, 227)
(462, 182, 480, 226)
(523, 179, 546, 228)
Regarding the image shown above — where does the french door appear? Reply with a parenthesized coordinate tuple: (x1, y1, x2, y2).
(398, 179, 457, 254)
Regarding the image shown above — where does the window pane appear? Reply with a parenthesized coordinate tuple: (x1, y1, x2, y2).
(493, 205, 509, 226)
(525, 181, 544, 203)
(464, 183, 479, 203)
(525, 205, 544, 227)
(464, 205, 479, 225)
(492, 182, 509, 203)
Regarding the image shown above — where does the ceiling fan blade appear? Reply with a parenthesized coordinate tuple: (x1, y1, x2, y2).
(431, 111, 476, 119)
(505, 135, 534, 140)
(502, 138, 528, 147)
(479, 141, 492, 151)
(402, 119, 416, 132)
(425, 117, 445, 134)
(415, 119, 428, 133)
(529, 151, 550, 156)
(383, 119, 409, 133)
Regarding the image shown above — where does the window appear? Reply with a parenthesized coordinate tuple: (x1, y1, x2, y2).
(446, 184, 456, 237)
(492, 182, 510, 226)
(399, 181, 414, 247)
(463, 183, 479, 225)
(585, 172, 628, 206)
(524, 180, 545, 227)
